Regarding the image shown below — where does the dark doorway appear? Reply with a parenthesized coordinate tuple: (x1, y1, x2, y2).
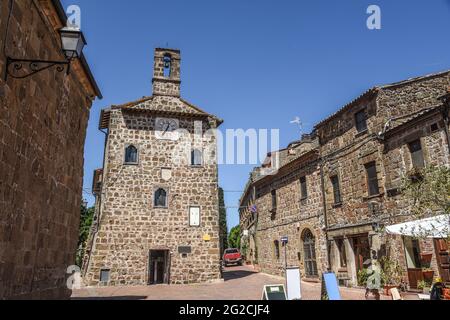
(352, 234, 371, 273)
(149, 250, 170, 285)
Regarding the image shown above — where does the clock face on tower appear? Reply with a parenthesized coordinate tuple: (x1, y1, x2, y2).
(155, 118, 179, 140)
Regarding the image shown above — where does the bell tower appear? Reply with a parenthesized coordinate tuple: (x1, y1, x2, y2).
(152, 48, 181, 97)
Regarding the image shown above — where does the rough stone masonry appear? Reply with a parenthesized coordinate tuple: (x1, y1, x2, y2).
(0, 0, 100, 299)
(83, 48, 223, 286)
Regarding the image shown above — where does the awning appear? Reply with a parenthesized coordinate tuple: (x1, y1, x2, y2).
(386, 214, 450, 238)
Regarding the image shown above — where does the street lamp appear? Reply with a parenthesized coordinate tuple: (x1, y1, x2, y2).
(4, 27, 87, 81)
(59, 27, 87, 60)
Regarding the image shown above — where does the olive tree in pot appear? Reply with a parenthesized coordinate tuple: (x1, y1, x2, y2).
(380, 256, 405, 295)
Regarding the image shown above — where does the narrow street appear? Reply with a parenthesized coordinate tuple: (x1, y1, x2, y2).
(72, 266, 419, 300)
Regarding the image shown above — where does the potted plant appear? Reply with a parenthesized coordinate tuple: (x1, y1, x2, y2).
(380, 257, 404, 296)
(417, 280, 431, 294)
(422, 268, 435, 282)
(420, 252, 433, 268)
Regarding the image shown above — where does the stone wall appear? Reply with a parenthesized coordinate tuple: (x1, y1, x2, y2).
(84, 48, 222, 286)
(0, 0, 97, 299)
(251, 152, 327, 279)
(242, 70, 450, 288)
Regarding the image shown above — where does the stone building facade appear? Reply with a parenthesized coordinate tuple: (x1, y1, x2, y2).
(240, 70, 450, 289)
(83, 48, 223, 286)
(0, 0, 101, 299)
(240, 136, 328, 280)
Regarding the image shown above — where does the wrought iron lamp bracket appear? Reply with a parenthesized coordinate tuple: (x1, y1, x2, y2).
(4, 57, 71, 81)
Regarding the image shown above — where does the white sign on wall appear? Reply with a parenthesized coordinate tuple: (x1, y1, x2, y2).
(189, 206, 200, 227)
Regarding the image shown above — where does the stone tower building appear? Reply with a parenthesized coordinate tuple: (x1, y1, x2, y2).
(83, 48, 223, 286)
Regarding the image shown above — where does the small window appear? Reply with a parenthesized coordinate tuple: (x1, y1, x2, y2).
(355, 110, 368, 133)
(365, 162, 380, 196)
(273, 240, 280, 260)
(191, 149, 203, 166)
(430, 123, 439, 132)
(271, 189, 277, 211)
(163, 55, 171, 78)
(300, 177, 308, 200)
(124, 145, 138, 164)
(100, 269, 110, 283)
(154, 188, 168, 208)
(331, 175, 342, 204)
(408, 140, 425, 169)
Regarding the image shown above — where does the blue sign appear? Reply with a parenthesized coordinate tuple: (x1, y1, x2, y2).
(281, 236, 288, 244)
(322, 272, 341, 300)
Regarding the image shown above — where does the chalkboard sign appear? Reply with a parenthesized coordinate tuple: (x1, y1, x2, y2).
(262, 285, 287, 300)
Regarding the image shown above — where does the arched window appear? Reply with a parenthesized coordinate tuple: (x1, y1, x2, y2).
(191, 149, 203, 166)
(154, 188, 168, 208)
(302, 229, 318, 277)
(163, 54, 171, 78)
(125, 145, 138, 164)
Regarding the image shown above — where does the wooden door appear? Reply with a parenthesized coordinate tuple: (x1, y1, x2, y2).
(407, 268, 424, 289)
(353, 235, 370, 272)
(434, 239, 450, 284)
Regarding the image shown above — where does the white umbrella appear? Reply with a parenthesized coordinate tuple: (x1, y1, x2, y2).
(386, 214, 450, 238)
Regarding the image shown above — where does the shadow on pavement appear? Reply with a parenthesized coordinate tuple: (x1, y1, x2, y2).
(223, 269, 258, 282)
(72, 296, 148, 301)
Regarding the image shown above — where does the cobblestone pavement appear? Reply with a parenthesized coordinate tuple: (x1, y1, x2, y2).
(72, 266, 419, 300)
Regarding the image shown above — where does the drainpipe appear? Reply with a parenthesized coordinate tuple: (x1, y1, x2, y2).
(320, 160, 332, 272)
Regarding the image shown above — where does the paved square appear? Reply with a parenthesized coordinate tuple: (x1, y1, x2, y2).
(72, 266, 419, 300)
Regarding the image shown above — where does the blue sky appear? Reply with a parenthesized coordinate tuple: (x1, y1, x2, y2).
(62, 0, 450, 232)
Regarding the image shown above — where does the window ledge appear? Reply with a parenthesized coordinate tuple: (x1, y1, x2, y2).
(355, 129, 368, 138)
(154, 206, 168, 209)
(124, 162, 139, 166)
(363, 193, 384, 201)
(332, 202, 343, 208)
(190, 165, 204, 168)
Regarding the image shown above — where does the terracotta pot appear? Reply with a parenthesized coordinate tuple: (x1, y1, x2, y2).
(420, 253, 433, 263)
(422, 270, 434, 281)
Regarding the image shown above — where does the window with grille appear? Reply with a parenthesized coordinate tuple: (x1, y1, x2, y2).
(303, 230, 318, 277)
(331, 175, 342, 204)
(191, 149, 203, 166)
(300, 176, 308, 200)
(365, 162, 380, 196)
(100, 269, 110, 283)
(124, 145, 138, 164)
(271, 189, 277, 211)
(154, 188, 168, 208)
(273, 240, 280, 260)
(408, 139, 425, 168)
(355, 110, 368, 133)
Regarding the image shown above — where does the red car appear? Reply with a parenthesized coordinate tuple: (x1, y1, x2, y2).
(223, 248, 243, 267)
